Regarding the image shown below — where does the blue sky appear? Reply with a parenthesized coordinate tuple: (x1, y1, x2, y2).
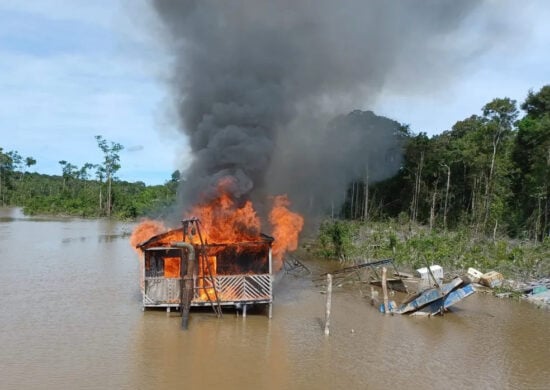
(0, 1, 187, 185)
(0, 1, 549, 185)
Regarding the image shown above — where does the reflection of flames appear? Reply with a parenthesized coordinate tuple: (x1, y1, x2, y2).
(130, 178, 304, 286)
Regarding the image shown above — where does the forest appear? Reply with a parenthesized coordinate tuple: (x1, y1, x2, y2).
(346, 84, 550, 242)
(1, 85, 549, 254)
(316, 85, 549, 277)
(0, 135, 178, 219)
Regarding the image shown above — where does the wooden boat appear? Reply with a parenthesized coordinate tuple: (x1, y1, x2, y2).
(380, 277, 475, 315)
(411, 283, 476, 316)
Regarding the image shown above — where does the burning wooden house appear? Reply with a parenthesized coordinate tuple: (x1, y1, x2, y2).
(136, 218, 274, 328)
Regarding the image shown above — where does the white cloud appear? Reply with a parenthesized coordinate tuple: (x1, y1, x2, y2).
(372, 0, 550, 134)
(0, 0, 186, 185)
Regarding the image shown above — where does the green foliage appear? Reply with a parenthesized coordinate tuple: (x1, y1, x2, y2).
(366, 84, 549, 240)
(511, 86, 550, 240)
(4, 83, 550, 264)
(1, 136, 178, 219)
(313, 219, 550, 280)
(317, 219, 360, 261)
(95, 135, 124, 217)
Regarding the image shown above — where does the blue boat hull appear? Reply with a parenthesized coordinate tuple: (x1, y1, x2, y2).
(379, 277, 475, 315)
(411, 283, 476, 316)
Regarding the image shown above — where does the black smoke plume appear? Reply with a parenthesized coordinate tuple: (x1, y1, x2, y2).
(152, 0, 492, 221)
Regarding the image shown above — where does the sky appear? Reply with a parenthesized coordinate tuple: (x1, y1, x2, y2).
(0, 0, 549, 186)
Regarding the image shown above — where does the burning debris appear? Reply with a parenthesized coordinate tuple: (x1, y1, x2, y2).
(135, 218, 276, 328)
(129, 181, 304, 328)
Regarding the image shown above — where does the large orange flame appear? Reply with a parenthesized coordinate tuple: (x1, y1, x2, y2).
(189, 179, 261, 244)
(129, 219, 167, 289)
(129, 219, 166, 253)
(269, 195, 304, 268)
(130, 178, 304, 274)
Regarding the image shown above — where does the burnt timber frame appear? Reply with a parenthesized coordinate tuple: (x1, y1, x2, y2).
(137, 226, 274, 319)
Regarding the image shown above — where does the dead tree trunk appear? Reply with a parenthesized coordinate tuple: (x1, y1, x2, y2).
(410, 152, 424, 225)
(441, 163, 451, 231)
(429, 179, 439, 232)
(363, 164, 369, 222)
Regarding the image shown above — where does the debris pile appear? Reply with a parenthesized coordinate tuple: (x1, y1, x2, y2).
(467, 267, 550, 309)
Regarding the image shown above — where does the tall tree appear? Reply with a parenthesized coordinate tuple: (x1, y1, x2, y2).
(448, 115, 489, 230)
(24, 157, 37, 174)
(0, 148, 12, 205)
(481, 98, 518, 233)
(95, 135, 124, 217)
(58, 160, 79, 194)
(95, 164, 105, 212)
(513, 85, 550, 240)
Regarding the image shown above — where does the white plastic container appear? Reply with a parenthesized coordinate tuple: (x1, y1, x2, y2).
(467, 267, 484, 283)
(415, 265, 443, 290)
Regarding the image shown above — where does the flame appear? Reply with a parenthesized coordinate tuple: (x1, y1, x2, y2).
(188, 178, 261, 244)
(198, 255, 218, 300)
(130, 178, 304, 292)
(129, 219, 167, 253)
(164, 257, 181, 278)
(129, 219, 168, 289)
(269, 195, 304, 269)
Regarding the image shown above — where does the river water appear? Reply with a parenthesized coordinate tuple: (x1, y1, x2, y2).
(0, 207, 548, 389)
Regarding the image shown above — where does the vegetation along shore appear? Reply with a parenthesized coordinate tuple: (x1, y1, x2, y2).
(2, 85, 549, 292)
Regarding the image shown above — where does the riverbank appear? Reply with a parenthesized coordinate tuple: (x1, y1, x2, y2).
(304, 219, 550, 311)
(315, 219, 548, 273)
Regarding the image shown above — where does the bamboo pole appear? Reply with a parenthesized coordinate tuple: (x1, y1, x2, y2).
(382, 267, 389, 314)
(324, 274, 332, 336)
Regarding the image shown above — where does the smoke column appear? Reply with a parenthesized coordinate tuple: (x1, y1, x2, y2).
(152, 0, 493, 220)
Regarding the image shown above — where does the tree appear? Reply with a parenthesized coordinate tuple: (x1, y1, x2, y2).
(95, 135, 124, 217)
(95, 164, 105, 212)
(521, 85, 550, 118)
(78, 163, 95, 181)
(0, 148, 13, 205)
(513, 85, 550, 240)
(8, 151, 23, 180)
(24, 157, 37, 177)
(481, 98, 518, 234)
(25, 157, 36, 169)
(448, 115, 490, 230)
(58, 160, 79, 193)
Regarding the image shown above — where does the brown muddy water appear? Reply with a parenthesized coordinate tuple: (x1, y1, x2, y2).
(0, 207, 548, 390)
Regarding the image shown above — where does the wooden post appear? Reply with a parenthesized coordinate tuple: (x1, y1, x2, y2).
(324, 274, 332, 336)
(382, 267, 389, 314)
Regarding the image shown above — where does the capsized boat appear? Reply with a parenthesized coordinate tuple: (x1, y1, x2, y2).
(379, 276, 475, 316)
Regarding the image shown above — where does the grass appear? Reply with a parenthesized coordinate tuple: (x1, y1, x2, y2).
(313, 219, 550, 282)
